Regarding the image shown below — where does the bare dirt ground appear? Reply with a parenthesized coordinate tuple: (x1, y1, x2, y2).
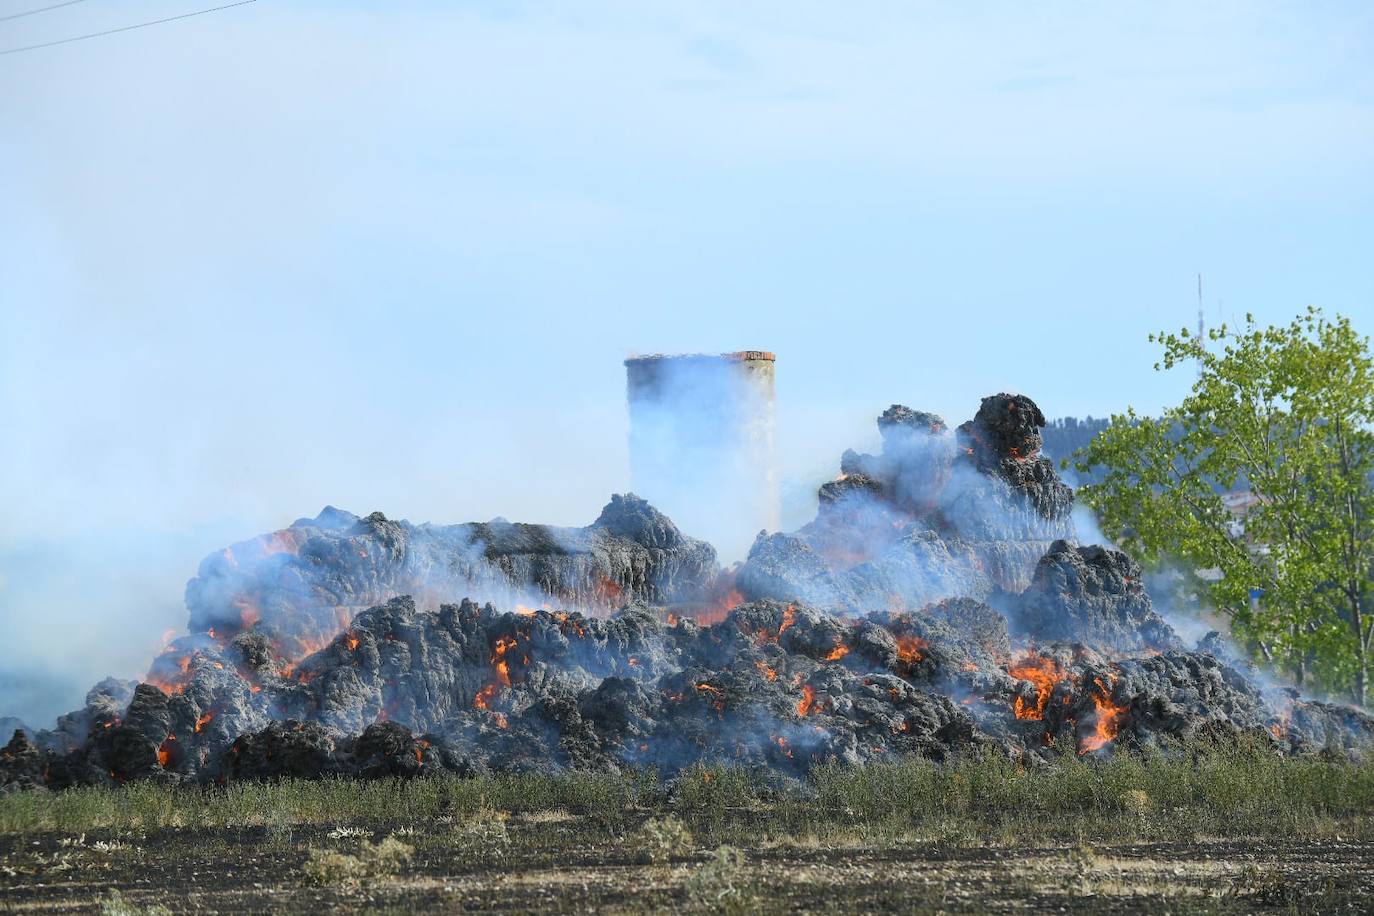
(2, 820, 1370, 914)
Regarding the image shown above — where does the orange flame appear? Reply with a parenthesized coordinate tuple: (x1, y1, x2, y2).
(797, 684, 816, 717)
(755, 660, 778, 682)
(778, 604, 797, 639)
(895, 635, 927, 665)
(1078, 677, 1127, 754)
(474, 683, 499, 710)
(824, 644, 849, 662)
(1008, 655, 1067, 721)
(345, 633, 360, 651)
(194, 712, 214, 733)
(146, 651, 196, 696)
(492, 636, 517, 686)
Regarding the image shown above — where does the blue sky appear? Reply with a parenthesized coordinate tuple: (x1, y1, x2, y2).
(1, 0, 1371, 723)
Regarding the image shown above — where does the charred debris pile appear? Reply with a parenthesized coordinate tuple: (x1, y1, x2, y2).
(3, 394, 1371, 790)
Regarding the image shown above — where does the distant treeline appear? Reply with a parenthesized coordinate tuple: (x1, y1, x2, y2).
(1042, 416, 1115, 486)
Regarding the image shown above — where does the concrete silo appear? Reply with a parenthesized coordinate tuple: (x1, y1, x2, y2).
(624, 351, 778, 561)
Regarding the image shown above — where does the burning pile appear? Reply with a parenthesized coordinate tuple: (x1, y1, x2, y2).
(3, 393, 1371, 790)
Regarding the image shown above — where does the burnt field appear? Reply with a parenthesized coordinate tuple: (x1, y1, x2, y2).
(2, 745, 1371, 914)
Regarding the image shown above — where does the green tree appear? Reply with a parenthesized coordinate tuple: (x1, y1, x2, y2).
(1074, 308, 1374, 705)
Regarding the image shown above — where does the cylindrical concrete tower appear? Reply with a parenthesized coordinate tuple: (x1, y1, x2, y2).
(624, 351, 778, 562)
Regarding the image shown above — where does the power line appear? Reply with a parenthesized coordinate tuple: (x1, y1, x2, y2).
(0, 0, 256, 56)
(0, 0, 90, 24)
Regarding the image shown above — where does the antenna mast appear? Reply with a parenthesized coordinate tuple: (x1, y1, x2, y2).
(1196, 273, 1204, 379)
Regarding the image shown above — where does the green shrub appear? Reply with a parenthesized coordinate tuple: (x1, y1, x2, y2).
(98, 890, 172, 916)
(684, 845, 754, 914)
(301, 835, 414, 888)
(631, 815, 694, 864)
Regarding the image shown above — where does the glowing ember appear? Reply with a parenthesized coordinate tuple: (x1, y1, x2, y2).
(157, 736, 176, 768)
(755, 660, 778, 681)
(595, 574, 624, 606)
(695, 682, 726, 710)
(1008, 654, 1067, 721)
(1079, 677, 1127, 754)
(233, 596, 261, 629)
(554, 612, 587, 637)
(345, 633, 360, 651)
(261, 529, 303, 557)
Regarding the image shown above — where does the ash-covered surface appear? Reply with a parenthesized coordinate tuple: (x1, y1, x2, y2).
(182, 492, 717, 663)
(4, 393, 1372, 790)
(1012, 540, 1182, 654)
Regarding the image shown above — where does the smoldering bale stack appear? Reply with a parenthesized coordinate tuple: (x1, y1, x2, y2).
(181, 493, 717, 662)
(5, 393, 1373, 790)
(739, 392, 1076, 614)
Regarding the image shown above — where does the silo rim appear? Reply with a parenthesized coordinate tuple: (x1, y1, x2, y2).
(624, 350, 774, 366)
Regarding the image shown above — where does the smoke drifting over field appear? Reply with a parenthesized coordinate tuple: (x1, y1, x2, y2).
(2, 393, 1370, 790)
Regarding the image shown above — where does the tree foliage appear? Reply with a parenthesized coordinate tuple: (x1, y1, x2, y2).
(1074, 308, 1374, 704)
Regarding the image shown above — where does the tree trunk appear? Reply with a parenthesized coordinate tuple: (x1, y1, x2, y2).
(1353, 611, 1368, 707)
(1291, 623, 1306, 688)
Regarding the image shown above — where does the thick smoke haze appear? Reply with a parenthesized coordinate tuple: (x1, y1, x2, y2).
(2, 1, 1371, 725)
(626, 354, 778, 562)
